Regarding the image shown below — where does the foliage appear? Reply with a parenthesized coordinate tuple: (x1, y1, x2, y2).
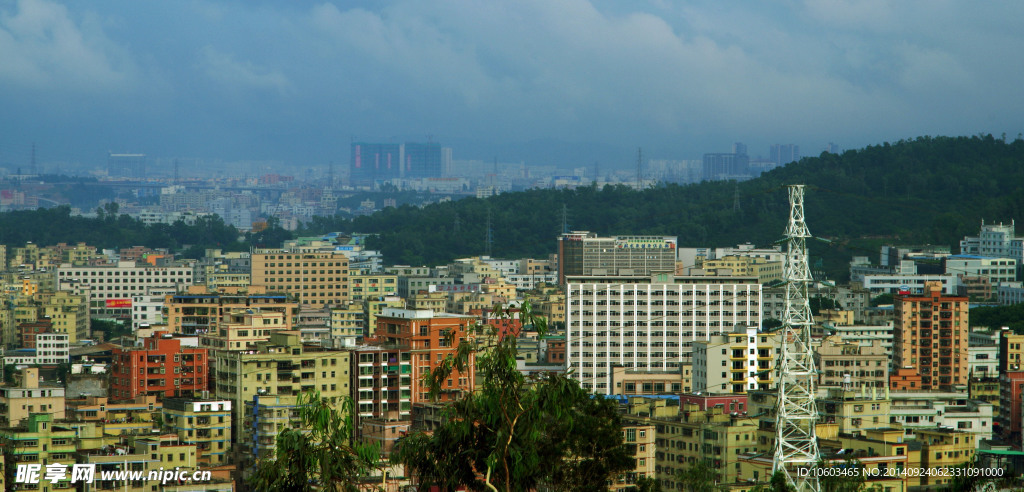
(869, 293, 894, 307)
(248, 392, 384, 492)
(677, 460, 720, 492)
(632, 476, 663, 492)
(0, 206, 249, 255)
(970, 303, 1024, 333)
(90, 318, 132, 341)
(809, 296, 841, 316)
(392, 301, 633, 491)
(298, 135, 1024, 281)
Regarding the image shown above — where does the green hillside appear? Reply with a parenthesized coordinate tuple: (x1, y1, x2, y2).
(313, 135, 1024, 281)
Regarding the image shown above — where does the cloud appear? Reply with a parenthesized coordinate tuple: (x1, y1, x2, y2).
(0, 0, 135, 91)
(197, 45, 293, 97)
(2, 0, 1024, 165)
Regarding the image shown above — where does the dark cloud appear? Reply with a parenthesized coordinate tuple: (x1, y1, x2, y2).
(0, 0, 1022, 168)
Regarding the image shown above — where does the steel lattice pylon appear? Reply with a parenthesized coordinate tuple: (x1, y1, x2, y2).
(772, 185, 821, 492)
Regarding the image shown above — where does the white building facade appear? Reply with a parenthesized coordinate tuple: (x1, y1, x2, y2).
(565, 275, 762, 394)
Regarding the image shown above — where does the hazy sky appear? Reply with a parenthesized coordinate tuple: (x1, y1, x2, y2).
(1, 0, 1022, 170)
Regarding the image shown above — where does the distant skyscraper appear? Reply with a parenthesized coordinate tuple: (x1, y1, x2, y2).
(769, 144, 800, 166)
(826, 142, 840, 154)
(701, 152, 749, 181)
(350, 142, 446, 185)
(350, 143, 402, 185)
(403, 142, 443, 178)
(107, 153, 146, 179)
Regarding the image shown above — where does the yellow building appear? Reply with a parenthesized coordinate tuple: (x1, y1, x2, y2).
(162, 398, 232, 467)
(622, 398, 763, 489)
(0, 413, 75, 491)
(818, 387, 892, 436)
(164, 285, 298, 336)
(916, 427, 976, 488)
(408, 291, 446, 311)
(199, 309, 289, 351)
(38, 290, 91, 343)
(331, 302, 365, 340)
(65, 395, 161, 436)
(0, 368, 65, 427)
(348, 273, 398, 301)
(250, 249, 350, 307)
(698, 255, 783, 284)
(609, 423, 656, 490)
(214, 331, 352, 460)
(363, 296, 406, 337)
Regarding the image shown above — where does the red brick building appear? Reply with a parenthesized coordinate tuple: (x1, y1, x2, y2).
(111, 332, 208, 399)
(376, 308, 476, 403)
(19, 319, 53, 348)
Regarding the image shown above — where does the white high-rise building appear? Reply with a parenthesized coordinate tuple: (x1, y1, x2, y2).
(565, 273, 762, 394)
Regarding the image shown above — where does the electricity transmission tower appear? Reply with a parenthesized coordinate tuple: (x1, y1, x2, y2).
(772, 184, 821, 492)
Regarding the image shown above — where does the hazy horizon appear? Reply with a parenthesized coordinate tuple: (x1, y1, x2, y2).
(2, 0, 1022, 170)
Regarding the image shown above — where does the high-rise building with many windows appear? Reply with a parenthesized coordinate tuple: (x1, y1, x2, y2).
(565, 273, 762, 394)
(892, 280, 968, 391)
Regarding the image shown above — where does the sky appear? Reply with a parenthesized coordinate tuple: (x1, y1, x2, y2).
(1, 0, 1022, 171)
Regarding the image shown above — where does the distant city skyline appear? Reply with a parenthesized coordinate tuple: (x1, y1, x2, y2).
(1, 1, 1022, 169)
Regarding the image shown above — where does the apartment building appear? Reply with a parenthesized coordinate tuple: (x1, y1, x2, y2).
(0, 413, 74, 491)
(111, 332, 209, 399)
(214, 331, 352, 449)
(376, 308, 476, 403)
(162, 397, 232, 467)
(3, 332, 70, 366)
(565, 273, 762, 394)
(892, 281, 969, 391)
(351, 345, 412, 440)
(199, 309, 289, 351)
(692, 324, 779, 394)
(56, 260, 194, 317)
(164, 285, 298, 336)
(815, 335, 889, 388)
(250, 249, 350, 307)
(349, 273, 398, 301)
(0, 368, 65, 427)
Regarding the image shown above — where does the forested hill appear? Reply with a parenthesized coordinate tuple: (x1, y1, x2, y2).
(310, 135, 1024, 279)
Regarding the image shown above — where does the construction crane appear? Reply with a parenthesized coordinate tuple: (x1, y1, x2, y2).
(772, 185, 822, 492)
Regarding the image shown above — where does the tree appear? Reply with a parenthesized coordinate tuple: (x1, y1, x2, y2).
(248, 391, 385, 491)
(677, 460, 720, 492)
(392, 301, 633, 491)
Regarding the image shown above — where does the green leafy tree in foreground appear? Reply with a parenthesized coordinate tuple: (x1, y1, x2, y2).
(392, 301, 633, 491)
(248, 391, 385, 491)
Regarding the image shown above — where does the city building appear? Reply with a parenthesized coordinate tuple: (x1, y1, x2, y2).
(376, 308, 476, 403)
(3, 332, 70, 366)
(557, 232, 678, 285)
(692, 324, 779, 394)
(565, 273, 762, 394)
(0, 368, 65, 427)
(815, 336, 888, 388)
(214, 331, 352, 454)
(350, 345, 412, 440)
(0, 413, 74, 491)
(960, 220, 1024, 264)
(162, 397, 232, 467)
(892, 281, 969, 391)
(250, 249, 350, 307)
(164, 285, 298, 336)
(56, 260, 194, 319)
(111, 332, 209, 399)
